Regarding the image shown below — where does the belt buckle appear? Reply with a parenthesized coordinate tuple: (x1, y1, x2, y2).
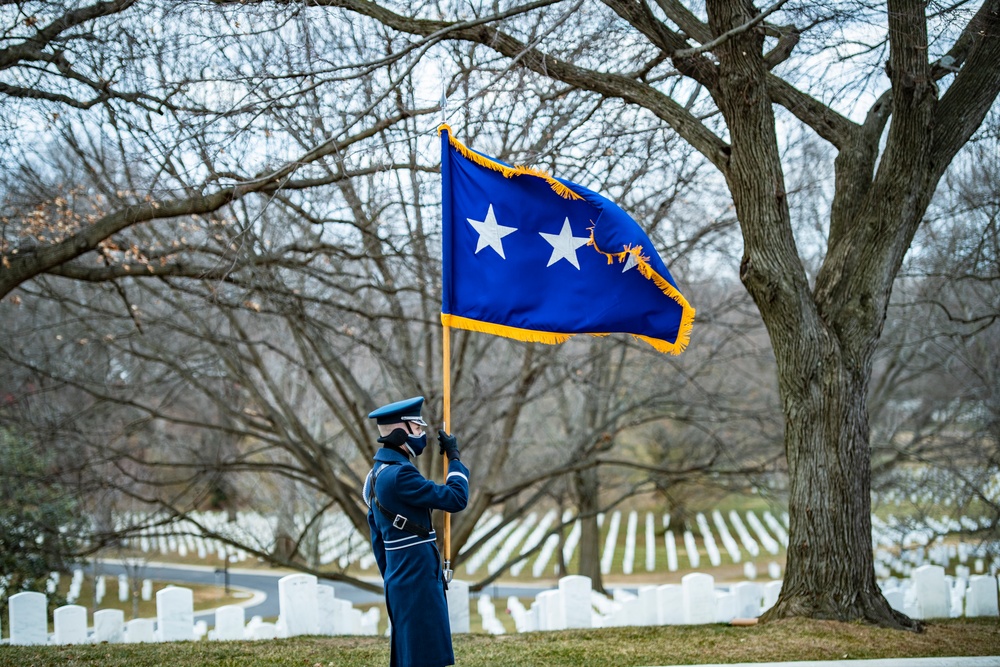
(392, 514, 407, 530)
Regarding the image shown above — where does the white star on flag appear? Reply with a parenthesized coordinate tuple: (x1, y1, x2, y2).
(467, 204, 517, 259)
(622, 252, 638, 272)
(540, 217, 591, 269)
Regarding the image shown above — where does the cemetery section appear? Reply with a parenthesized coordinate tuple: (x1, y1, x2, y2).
(2, 491, 998, 645)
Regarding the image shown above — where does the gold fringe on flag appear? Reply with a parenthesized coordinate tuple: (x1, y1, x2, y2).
(439, 124, 583, 201)
(587, 231, 696, 355)
(440, 313, 574, 345)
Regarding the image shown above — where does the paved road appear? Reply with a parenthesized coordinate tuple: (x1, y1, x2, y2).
(95, 560, 550, 625)
(96, 561, 383, 623)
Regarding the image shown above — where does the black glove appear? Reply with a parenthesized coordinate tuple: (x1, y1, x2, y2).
(438, 430, 460, 461)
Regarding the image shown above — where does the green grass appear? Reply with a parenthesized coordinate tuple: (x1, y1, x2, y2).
(1, 618, 998, 667)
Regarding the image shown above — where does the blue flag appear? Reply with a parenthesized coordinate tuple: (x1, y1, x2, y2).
(440, 125, 694, 354)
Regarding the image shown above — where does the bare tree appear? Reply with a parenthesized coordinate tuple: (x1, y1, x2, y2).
(207, 0, 1000, 629)
(8, 0, 996, 627)
(869, 129, 1000, 551)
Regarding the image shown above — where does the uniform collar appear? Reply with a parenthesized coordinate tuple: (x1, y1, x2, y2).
(374, 447, 411, 465)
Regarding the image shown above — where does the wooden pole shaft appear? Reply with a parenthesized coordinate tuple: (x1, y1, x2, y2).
(442, 323, 452, 562)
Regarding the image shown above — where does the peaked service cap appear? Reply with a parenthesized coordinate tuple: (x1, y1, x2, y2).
(368, 396, 425, 425)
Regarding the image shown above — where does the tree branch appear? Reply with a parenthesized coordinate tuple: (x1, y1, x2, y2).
(675, 0, 791, 58)
(0, 108, 431, 300)
(931, 0, 1000, 178)
(237, 0, 732, 170)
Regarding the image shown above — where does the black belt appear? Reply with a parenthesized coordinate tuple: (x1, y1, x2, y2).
(371, 463, 432, 538)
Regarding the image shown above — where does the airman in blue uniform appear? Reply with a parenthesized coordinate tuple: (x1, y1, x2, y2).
(363, 396, 469, 667)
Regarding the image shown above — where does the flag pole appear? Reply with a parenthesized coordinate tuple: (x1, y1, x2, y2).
(442, 321, 453, 582)
(439, 86, 454, 583)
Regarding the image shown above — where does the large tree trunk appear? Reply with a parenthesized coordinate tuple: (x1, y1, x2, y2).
(759, 333, 919, 629)
(573, 466, 605, 593)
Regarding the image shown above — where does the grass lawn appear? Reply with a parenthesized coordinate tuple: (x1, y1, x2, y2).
(1, 618, 998, 667)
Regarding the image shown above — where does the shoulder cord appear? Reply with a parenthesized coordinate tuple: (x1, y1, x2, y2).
(370, 462, 431, 538)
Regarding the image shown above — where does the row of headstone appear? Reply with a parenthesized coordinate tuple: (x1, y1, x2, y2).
(5, 586, 197, 645)
(510, 510, 557, 577)
(110, 506, 990, 586)
(60, 569, 153, 606)
(496, 573, 784, 632)
(109, 507, 795, 581)
(5, 574, 381, 645)
(483, 569, 1000, 634)
(275, 574, 378, 638)
(696, 513, 722, 567)
(881, 565, 1000, 619)
(872, 514, 1000, 579)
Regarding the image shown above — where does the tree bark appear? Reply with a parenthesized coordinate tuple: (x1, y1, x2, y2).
(573, 466, 605, 593)
(706, 0, 924, 630)
(759, 335, 919, 629)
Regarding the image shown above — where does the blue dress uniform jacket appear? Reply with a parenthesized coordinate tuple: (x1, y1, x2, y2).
(364, 447, 470, 667)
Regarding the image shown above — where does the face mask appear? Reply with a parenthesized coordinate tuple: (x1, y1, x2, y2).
(406, 433, 427, 456)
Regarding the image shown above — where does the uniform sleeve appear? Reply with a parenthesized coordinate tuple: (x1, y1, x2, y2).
(394, 460, 470, 513)
(367, 506, 387, 577)
(364, 471, 387, 577)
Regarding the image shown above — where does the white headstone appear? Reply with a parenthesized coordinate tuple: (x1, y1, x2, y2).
(665, 530, 678, 571)
(761, 580, 782, 612)
(277, 573, 319, 637)
(249, 620, 278, 640)
(523, 606, 538, 632)
(53, 605, 88, 645)
(732, 581, 762, 619)
(600, 511, 621, 575)
(94, 608, 125, 643)
(615, 597, 641, 626)
(156, 586, 194, 641)
(213, 605, 246, 640)
(636, 585, 659, 626)
(141, 579, 153, 601)
(714, 590, 737, 623)
(477, 594, 497, 628)
(360, 607, 380, 635)
(316, 585, 337, 636)
(622, 511, 638, 575)
(118, 574, 129, 602)
(346, 607, 363, 635)
(683, 530, 700, 568)
(767, 562, 781, 579)
(95, 575, 106, 605)
(447, 579, 471, 634)
(965, 575, 999, 617)
(535, 589, 565, 630)
(332, 598, 354, 635)
(743, 562, 757, 580)
(884, 589, 905, 613)
(912, 564, 949, 619)
(507, 596, 528, 632)
(681, 572, 715, 624)
(125, 617, 155, 643)
(9, 591, 48, 645)
(656, 583, 684, 625)
(949, 577, 965, 618)
(645, 512, 657, 572)
(558, 575, 592, 629)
